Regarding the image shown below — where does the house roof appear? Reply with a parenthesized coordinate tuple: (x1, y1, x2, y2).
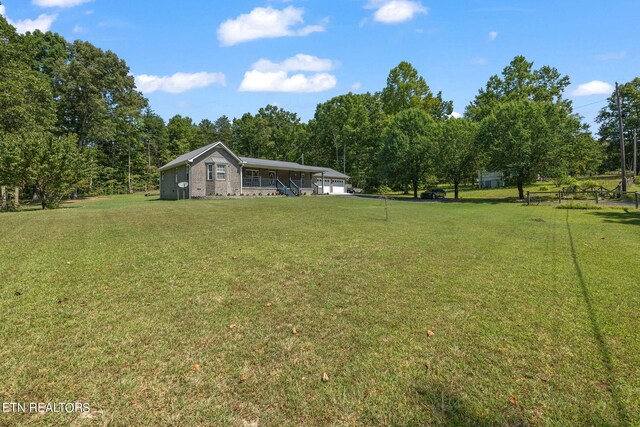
(239, 157, 324, 173)
(158, 142, 241, 172)
(313, 168, 350, 179)
(159, 143, 350, 179)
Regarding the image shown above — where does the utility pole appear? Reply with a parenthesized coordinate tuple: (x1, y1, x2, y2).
(634, 129, 637, 181)
(616, 82, 627, 192)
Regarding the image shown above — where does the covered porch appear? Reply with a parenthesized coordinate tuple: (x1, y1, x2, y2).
(240, 157, 324, 196)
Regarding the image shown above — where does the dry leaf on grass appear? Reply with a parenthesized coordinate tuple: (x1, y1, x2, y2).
(239, 374, 247, 383)
(508, 395, 516, 405)
(322, 373, 329, 382)
(292, 327, 298, 335)
(229, 324, 236, 329)
(192, 364, 201, 371)
(427, 330, 435, 337)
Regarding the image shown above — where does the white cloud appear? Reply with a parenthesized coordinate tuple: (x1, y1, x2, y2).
(571, 80, 614, 97)
(251, 54, 336, 73)
(351, 82, 363, 91)
(33, 0, 92, 7)
(488, 31, 498, 41)
(0, 6, 57, 34)
(217, 6, 326, 46)
(135, 72, 227, 94)
(470, 57, 488, 65)
(365, 0, 428, 24)
(594, 51, 626, 61)
(450, 111, 463, 119)
(239, 54, 337, 93)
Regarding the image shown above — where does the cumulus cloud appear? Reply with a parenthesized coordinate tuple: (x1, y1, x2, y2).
(571, 80, 614, 97)
(135, 72, 227, 94)
(0, 5, 57, 34)
(239, 54, 337, 93)
(251, 54, 336, 73)
(33, 0, 92, 7)
(488, 31, 498, 41)
(450, 111, 463, 119)
(365, 0, 428, 24)
(217, 6, 326, 46)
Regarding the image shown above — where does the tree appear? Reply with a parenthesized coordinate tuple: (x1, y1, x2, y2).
(214, 115, 232, 146)
(465, 56, 571, 122)
(256, 105, 306, 161)
(379, 108, 438, 198)
(0, 132, 86, 209)
(477, 101, 565, 199)
(54, 40, 147, 150)
(167, 115, 197, 156)
(595, 78, 640, 172)
(310, 93, 386, 188)
(197, 119, 217, 144)
(437, 119, 481, 199)
(381, 61, 452, 119)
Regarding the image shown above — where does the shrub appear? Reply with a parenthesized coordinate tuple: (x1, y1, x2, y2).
(539, 186, 550, 191)
(376, 185, 392, 195)
(553, 175, 577, 187)
(579, 179, 599, 190)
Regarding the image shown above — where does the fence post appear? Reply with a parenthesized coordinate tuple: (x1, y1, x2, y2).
(526, 191, 530, 206)
(558, 191, 562, 204)
(595, 191, 599, 204)
(636, 192, 639, 209)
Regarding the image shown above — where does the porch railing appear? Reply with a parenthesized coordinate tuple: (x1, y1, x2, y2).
(243, 177, 277, 188)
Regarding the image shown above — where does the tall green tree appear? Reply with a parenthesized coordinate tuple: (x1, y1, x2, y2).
(437, 119, 481, 199)
(310, 93, 386, 188)
(381, 61, 452, 119)
(477, 100, 571, 199)
(0, 132, 86, 209)
(167, 115, 197, 156)
(197, 119, 217, 144)
(465, 55, 571, 122)
(595, 78, 640, 172)
(379, 108, 438, 198)
(256, 105, 306, 161)
(54, 41, 147, 149)
(214, 115, 233, 146)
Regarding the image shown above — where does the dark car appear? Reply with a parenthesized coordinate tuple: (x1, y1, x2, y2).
(420, 188, 447, 199)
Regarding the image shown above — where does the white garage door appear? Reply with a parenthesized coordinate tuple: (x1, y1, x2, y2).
(317, 178, 331, 194)
(332, 179, 345, 194)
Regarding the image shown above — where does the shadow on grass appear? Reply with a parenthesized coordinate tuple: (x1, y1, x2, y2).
(589, 209, 640, 226)
(565, 210, 630, 426)
(408, 384, 529, 426)
(353, 195, 522, 205)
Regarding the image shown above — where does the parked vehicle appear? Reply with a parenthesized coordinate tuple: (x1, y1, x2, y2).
(420, 188, 447, 199)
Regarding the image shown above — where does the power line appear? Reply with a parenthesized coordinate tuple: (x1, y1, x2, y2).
(573, 98, 608, 110)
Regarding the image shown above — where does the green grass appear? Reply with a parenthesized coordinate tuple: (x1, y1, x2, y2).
(1, 195, 639, 426)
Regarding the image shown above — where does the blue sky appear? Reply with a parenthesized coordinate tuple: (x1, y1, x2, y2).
(2, 0, 639, 131)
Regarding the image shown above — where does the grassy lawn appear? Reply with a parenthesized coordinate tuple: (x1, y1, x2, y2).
(1, 195, 639, 426)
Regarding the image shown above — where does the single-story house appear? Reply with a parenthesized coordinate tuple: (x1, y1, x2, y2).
(477, 171, 505, 189)
(158, 142, 350, 200)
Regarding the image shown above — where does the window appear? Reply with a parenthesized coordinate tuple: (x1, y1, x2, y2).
(207, 164, 214, 180)
(216, 164, 226, 180)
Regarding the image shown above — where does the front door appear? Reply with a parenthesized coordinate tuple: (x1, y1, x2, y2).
(268, 171, 276, 186)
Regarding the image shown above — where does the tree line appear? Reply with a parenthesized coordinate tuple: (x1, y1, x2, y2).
(0, 16, 635, 209)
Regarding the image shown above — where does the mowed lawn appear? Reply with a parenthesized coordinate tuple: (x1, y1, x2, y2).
(1, 196, 639, 426)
